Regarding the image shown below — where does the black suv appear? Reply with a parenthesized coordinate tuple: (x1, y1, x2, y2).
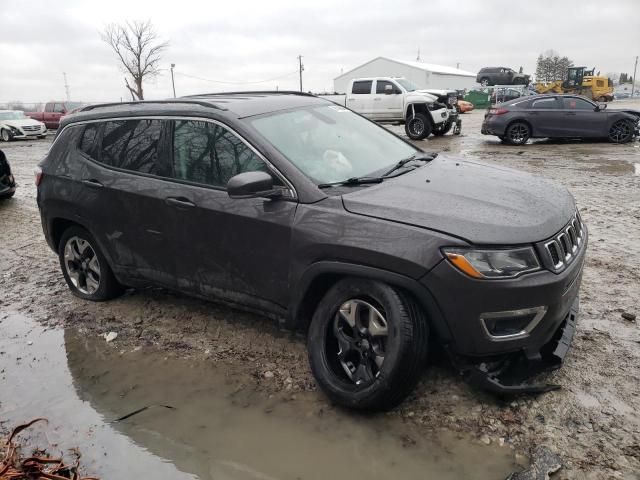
(476, 67, 531, 87)
(37, 92, 586, 410)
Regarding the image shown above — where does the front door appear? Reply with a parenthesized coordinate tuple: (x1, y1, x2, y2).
(165, 118, 297, 310)
(559, 97, 606, 137)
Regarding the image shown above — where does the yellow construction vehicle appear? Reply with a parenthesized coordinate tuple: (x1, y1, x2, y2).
(535, 67, 614, 102)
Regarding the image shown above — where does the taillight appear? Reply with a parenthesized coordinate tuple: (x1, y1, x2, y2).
(34, 166, 43, 186)
(488, 108, 509, 115)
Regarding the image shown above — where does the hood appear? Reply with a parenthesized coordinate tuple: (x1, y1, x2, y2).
(406, 90, 438, 103)
(1, 118, 44, 128)
(342, 155, 576, 245)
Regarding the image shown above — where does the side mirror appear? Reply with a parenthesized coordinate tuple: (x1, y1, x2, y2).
(384, 84, 394, 95)
(227, 171, 281, 199)
(595, 103, 607, 111)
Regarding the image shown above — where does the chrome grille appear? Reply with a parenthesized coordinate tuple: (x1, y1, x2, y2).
(543, 211, 585, 272)
(22, 125, 41, 132)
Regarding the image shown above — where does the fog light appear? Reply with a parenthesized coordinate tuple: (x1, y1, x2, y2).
(480, 306, 547, 341)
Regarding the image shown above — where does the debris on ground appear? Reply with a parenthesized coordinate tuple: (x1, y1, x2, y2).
(621, 311, 636, 322)
(103, 332, 118, 342)
(505, 446, 562, 480)
(0, 418, 98, 480)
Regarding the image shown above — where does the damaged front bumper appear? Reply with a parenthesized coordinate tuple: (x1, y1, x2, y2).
(453, 296, 579, 394)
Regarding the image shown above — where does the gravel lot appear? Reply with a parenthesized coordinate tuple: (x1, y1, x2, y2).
(1, 103, 639, 479)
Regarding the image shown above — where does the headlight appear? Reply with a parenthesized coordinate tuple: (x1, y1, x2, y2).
(442, 247, 540, 279)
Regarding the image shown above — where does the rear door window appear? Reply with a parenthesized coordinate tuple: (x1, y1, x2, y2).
(531, 97, 559, 109)
(351, 81, 373, 94)
(100, 119, 167, 175)
(171, 120, 268, 188)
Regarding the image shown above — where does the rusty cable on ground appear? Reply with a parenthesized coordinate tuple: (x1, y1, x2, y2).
(0, 418, 98, 480)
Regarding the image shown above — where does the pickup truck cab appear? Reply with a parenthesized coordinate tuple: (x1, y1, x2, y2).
(26, 101, 84, 130)
(320, 77, 452, 140)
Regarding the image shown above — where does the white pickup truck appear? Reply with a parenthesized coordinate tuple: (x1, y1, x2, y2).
(320, 77, 460, 140)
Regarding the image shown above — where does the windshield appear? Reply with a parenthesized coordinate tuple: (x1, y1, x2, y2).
(249, 105, 417, 184)
(396, 79, 418, 92)
(0, 111, 27, 120)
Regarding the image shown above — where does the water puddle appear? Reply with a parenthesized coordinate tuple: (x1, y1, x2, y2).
(0, 313, 517, 479)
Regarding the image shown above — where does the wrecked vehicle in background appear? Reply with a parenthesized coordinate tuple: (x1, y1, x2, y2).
(0, 149, 16, 199)
(476, 67, 531, 87)
(320, 77, 452, 140)
(36, 92, 586, 410)
(482, 94, 640, 145)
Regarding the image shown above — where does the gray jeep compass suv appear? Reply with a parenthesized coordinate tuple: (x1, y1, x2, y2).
(37, 92, 587, 410)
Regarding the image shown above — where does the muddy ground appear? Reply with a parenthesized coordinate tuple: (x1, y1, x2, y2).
(1, 101, 639, 479)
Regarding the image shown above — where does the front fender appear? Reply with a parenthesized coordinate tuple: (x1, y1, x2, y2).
(286, 260, 453, 343)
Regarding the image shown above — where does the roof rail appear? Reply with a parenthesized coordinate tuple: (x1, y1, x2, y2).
(80, 99, 226, 112)
(183, 91, 317, 98)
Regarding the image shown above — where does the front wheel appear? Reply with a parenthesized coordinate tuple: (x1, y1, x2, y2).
(0, 129, 11, 142)
(432, 121, 453, 136)
(58, 226, 123, 301)
(307, 278, 429, 411)
(504, 121, 531, 145)
(405, 113, 433, 140)
(608, 119, 634, 143)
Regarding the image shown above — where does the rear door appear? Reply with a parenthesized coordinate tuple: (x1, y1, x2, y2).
(43, 103, 56, 129)
(560, 97, 606, 137)
(527, 96, 563, 136)
(346, 80, 374, 116)
(372, 80, 403, 120)
(165, 118, 297, 309)
(74, 118, 181, 287)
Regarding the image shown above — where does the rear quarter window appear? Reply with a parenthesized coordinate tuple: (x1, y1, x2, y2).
(79, 123, 100, 160)
(352, 81, 373, 94)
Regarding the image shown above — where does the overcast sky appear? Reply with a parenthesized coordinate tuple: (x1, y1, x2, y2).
(1, 0, 638, 103)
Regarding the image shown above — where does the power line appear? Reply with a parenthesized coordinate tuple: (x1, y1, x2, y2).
(174, 70, 298, 85)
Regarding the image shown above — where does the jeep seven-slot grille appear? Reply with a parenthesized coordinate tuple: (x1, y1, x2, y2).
(543, 211, 585, 272)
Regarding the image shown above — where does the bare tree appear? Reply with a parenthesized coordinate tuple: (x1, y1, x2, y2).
(101, 20, 168, 100)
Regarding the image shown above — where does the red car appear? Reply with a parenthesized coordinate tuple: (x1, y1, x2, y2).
(26, 101, 85, 130)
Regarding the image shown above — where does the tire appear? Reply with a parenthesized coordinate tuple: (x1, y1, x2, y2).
(0, 129, 11, 142)
(0, 191, 15, 200)
(58, 226, 123, 301)
(404, 113, 433, 140)
(608, 119, 634, 143)
(480, 77, 490, 87)
(307, 278, 429, 411)
(432, 121, 453, 136)
(504, 121, 531, 145)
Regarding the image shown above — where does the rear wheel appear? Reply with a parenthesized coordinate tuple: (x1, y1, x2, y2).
(432, 121, 453, 136)
(405, 113, 433, 140)
(504, 121, 531, 145)
(608, 119, 634, 143)
(0, 129, 11, 142)
(307, 278, 429, 411)
(480, 78, 490, 87)
(58, 226, 123, 301)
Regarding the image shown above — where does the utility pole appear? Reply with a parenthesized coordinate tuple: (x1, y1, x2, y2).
(416, 48, 421, 62)
(456, 62, 460, 69)
(63, 72, 70, 101)
(632, 56, 638, 97)
(170, 64, 176, 98)
(298, 55, 304, 92)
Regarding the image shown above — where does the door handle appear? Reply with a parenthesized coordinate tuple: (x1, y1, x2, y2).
(165, 197, 196, 209)
(374, 97, 382, 101)
(82, 179, 103, 188)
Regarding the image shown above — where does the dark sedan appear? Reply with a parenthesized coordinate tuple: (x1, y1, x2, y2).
(481, 94, 639, 145)
(0, 149, 16, 199)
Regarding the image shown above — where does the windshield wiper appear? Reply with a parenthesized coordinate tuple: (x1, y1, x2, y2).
(318, 176, 384, 189)
(382, 152, 437, 177)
